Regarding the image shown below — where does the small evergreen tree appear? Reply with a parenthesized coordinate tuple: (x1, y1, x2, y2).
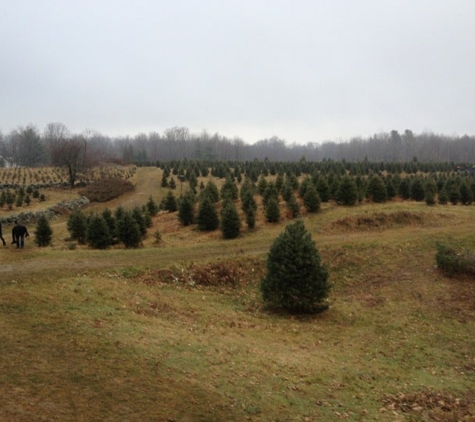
(102, 208, 116, 240)
(265, 197, 280, 223)
(67, 209, 88, 244)
(163, 190, 178, 212)
(335, 176, 358, 206)
(286, 193, 300, 218)
(201, 180, 220, 203)
(261, 220, 329, 314)
(303, 184, 321, 213)
(197, 195, 219, 231)
(178, 190, 195, 226)
(146, 196, 159, 216)
(459, 181, 473, 205)
(132, 206, 147, 237)
(244, 205, 256, 229)
(86, 214, 112, 249)
(366, 175, 388, 203)
(220, 200, 241, 239)
(34, 214, 53, 247)
(411, 177, 425, 201)
(116, 211, 142, 248)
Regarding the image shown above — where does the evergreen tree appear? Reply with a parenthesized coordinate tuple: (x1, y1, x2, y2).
(281, 180, 294, 202)
(257, 176, 268, 195)
(197, 195, 219, 231)
(116, 211, 142, 248)
(261, 220, 329, 314)
(303, 184, 321, 213)
(102, 208, 116, 240)
(34, 214, 53, 247)
(244, 205, 256, 229)
(67, 209, 88, 244)
(160, 172, 169, 187)
(132, 206, 147, 237)
(438, 187, 449, 205)
(220, 176, 238, 201)
(178, 190, 195, 226)
(265, 197, 280, 223)
(201, 180, 220, 203)
(335, 176, 358, 205)
(86, 214, 112, 249)
(286, 193, 300, 218)
(163, 190, 178, 212)
(366, 175, 388, 203)
(316, 177, 330, 202)
(459, 181, 473, 205)
(411, 177, 426, 201)
(220, 200, 241, 239)
(146, 195, 159, 216)
(399, 178, 412, 200)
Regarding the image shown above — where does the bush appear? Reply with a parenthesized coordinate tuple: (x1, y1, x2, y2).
(261, 220, 329, 314)
(34, 215, 53, 247)
(435, 243, 475, 276)
(79, 178, 134, 202)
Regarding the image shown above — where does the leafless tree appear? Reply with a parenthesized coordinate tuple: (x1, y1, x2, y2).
(49, 135, 87, 188)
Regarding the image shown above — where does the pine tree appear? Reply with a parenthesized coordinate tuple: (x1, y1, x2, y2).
(220, 177, 238, 201)
(367, 175, 388, 203)
(201, 180, 220, 203)
(286, 193, 300, 218)
(34, 214, 53, 247)
(411, 177, 426, 201)
(220, 200, 241, 239)
(101, 208, 116, 240)
(163, 190, 178, 212)
(316, 177, 330, 202)
(303, 184, 321, 213)
(132, 206, 147, 237)
(335, 176, 358, 206)
(459, 181, 473, 205)
(67, 209, 88, 244)
(261, 220, 329, 314)
(86, 214, 112, 249)
(178, 190, 195, 226)
(197, 195, 219, 231)
(265, 197, 280, 223)
(146, 195, 159, 216)
(116, 211, 142, 248)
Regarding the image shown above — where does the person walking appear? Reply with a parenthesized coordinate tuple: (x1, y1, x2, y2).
(0, 221, 6, 246)
(12, 221, 29, 249)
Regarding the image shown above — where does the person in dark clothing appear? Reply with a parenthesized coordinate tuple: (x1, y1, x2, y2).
(12, 221, 29, 249)
(0, 221, 6, 246)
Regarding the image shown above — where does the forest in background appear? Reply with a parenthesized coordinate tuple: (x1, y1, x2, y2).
(1, 123, 475, 167)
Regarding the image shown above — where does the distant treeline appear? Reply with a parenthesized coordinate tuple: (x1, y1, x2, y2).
(1, 123, 474, 166)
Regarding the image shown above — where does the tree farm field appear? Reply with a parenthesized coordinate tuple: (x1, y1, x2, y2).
(0, 166, 474, 421)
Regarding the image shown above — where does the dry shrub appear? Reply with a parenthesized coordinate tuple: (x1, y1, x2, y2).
(79, 178, 134, 202)
(382, 389, 475, 420)
(141, 259, 264, 289)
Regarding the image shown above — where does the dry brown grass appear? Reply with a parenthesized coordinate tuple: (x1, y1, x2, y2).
(0, 166, 475, 421)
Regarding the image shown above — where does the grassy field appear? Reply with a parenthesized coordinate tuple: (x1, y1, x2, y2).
(0, 167, 474, 421)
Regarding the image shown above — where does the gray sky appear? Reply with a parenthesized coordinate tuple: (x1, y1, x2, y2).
(1, 0, 474, 144)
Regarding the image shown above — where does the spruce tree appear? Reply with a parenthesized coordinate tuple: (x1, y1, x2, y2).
(303, 184, 321, 213)
(101, 208, 116, 240)
(197, 195, 219, 231)
(220, 200, 241, 239)
(316, 177, 330, 202)
(261, 220, 329, 314)
(367, 175, 388, 203)
(459, 181, 473, 205)
(178, 190, 195, 226)
(265, 197, 280, 223)
(163, 190, 178, 212)
(146, 195, 159, 216)
(67, 209, 88, 244)
(86, 214, 112, 249)
(411, 177, 426, 201)
(34, 214, 53, 247)
(286, 193, 300, 218)
(116, 211, 142, 248)
(132, 206, 147, 237)
(335, 176, 358, 206)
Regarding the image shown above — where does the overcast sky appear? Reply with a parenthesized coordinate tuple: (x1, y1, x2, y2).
(1, 0, 474, 144)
